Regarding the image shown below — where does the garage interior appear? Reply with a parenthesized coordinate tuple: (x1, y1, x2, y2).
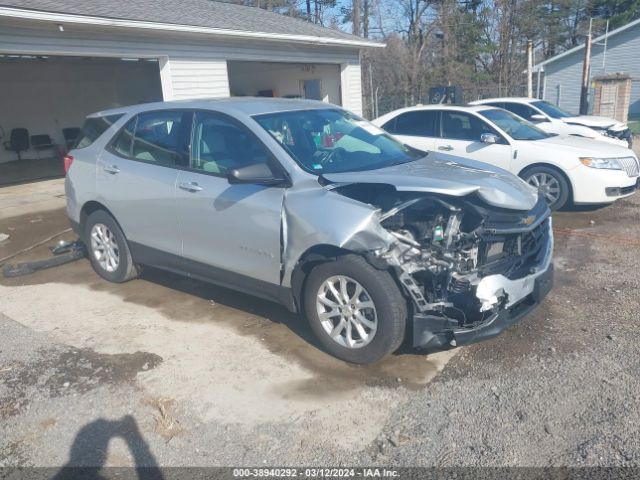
(227, 61, 341, 105)
(0, 55, 163, 185)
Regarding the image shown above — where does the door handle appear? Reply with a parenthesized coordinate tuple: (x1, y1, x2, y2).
(178, 181, 203, 193)
(103, 164, 120, 174)
(438, 145, 454, 151)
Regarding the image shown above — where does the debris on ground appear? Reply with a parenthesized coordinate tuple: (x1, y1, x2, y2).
(3, 244, 85, 278)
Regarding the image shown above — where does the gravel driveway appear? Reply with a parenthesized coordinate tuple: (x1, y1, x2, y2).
(1, 175, 639, 469)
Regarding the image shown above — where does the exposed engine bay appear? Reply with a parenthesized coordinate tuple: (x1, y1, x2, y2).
(331, 183, 553, 334)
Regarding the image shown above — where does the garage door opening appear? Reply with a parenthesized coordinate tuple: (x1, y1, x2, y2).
(0, 55, 163, 186)
(227, 61, 341, 106)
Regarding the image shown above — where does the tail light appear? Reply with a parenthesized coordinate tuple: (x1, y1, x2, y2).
(63, 154, 74, 174)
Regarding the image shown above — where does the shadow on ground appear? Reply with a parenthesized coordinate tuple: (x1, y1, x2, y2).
(53, 415, 164, 480)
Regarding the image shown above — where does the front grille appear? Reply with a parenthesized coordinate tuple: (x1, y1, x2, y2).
(478, 217, 551, 279)
(618, 156, 640, 177)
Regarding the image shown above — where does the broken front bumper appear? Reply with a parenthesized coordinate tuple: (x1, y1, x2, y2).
(413, 218, 555, 351)
(413, 263, 554, 350)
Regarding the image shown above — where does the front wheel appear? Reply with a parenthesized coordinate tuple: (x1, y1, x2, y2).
(303, 255, 407, 364)
(521, 166, 570, 210)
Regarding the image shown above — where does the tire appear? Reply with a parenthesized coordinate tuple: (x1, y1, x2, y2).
(83, 210, 139, 283)
(520, 165, 570, 211)
(303, 254, 407, 364)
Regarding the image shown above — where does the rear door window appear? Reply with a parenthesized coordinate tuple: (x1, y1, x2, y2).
(75, 114, 124, 149)
(387, 110, 439, 137)
(441, 111, 498, 141)
(108, 110, 191, 166)
(502, 102, 539, 121)
(132, 111, 189, 166)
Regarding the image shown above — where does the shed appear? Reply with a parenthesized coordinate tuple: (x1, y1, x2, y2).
(534, 18, 640, 118)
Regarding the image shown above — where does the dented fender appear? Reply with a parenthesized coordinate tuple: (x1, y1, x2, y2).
(281, 182, 395, 288)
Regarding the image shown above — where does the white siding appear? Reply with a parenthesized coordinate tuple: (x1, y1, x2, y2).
(0, 18, 363, 110)
(169, 58, 230, 99)
(543, 20, 640, 115)
(341, 62, 363, 115)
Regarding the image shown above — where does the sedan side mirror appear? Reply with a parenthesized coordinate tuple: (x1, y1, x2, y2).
(530, 114, 548, 122)
(227, 162, 290, 187)
(480, 133, 500, 144)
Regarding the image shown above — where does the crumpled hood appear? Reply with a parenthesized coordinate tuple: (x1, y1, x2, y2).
(322, 153, 539, 211)
(536, 135, 636, 156)
(562, 115, 627, 131)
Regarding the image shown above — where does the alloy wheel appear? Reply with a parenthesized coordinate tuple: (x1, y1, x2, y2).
(316, 275, 378, 349)
(527, 172, 561, 205)
(90, 223, 120, 273)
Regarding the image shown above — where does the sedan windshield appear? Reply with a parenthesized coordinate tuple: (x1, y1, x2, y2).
(479, 108, 551, 141)
(531, 100, 573, 119)
(253, 109, 424, 174)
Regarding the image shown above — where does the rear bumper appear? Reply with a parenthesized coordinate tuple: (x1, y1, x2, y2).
(413, 263, 554, 350)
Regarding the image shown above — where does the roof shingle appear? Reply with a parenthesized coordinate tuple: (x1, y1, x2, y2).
(0, 0, 376, 45)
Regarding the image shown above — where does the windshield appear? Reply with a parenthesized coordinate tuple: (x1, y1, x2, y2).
(479, 108, 551, 141)
(531, 100, 573, 119)
(253, 109, 424, 174)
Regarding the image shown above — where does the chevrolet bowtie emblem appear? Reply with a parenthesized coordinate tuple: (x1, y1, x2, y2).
(521, 215, 536, 225)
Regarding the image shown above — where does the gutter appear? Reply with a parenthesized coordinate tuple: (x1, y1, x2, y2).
(0, 6, 385, 49)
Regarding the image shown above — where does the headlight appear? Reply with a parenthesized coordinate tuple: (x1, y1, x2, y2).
(579, 157, 623, 170)
(586, 125, 615, 137)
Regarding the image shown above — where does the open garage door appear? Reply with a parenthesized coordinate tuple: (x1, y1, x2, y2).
(0, 55, 163, 186)
(227, 61, 341, 106)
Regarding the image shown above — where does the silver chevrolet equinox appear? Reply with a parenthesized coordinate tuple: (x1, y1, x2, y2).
(65, 98, 554, 364)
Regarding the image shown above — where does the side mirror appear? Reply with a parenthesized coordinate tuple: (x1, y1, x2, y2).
(530, 114, 548, 122)
(227, 162, 289, 187)
(480, 133, 499, 144)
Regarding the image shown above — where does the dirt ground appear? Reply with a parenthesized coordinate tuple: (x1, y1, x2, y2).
(1, 168, 639, 469)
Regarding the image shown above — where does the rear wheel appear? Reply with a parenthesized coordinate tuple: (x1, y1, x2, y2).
(521, 165, 570, 210)
(84, 210, 138, 283)
(303, 255, 406, 364)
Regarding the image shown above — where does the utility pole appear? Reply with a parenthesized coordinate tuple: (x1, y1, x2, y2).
(580, 19, 593, 115)
(369, 63, 374, 119)
(602, 19, 609, 71)
(527, 40, 533, 98)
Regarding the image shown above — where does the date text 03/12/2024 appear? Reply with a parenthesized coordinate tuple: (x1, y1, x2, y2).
(233, 468, 400, 478)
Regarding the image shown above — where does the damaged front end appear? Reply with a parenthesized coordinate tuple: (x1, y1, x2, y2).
(330, 183, 554, 351)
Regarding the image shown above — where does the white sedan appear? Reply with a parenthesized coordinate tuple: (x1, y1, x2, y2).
(470, 97, 632, 148)
(373, 104, 639, 210)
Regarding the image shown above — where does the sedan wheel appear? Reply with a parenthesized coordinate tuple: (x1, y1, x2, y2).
(316, 275, 378, 349)
(527, 172, 561, 205)
(521, 166, 570, 210)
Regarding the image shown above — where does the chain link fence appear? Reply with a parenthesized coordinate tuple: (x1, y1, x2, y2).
(361, 83, 539, 120)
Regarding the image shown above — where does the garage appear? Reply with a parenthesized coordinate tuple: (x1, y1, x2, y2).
(228, 61, 342, 104)
(0, 55, 163, 184)
(0, 0, 380, 186)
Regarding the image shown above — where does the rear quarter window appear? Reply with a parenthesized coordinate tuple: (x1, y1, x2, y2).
(74, 114, 125, 149)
